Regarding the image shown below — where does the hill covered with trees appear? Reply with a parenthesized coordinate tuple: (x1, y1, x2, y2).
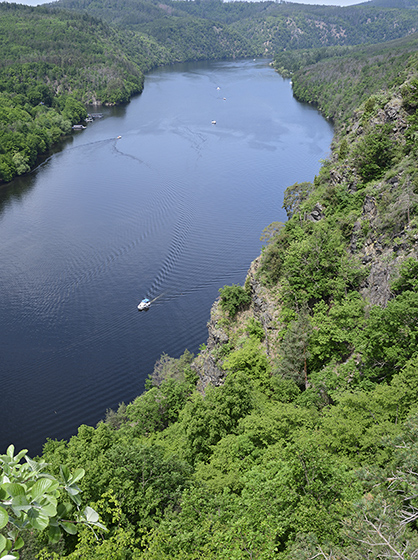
(0, 2, 169, 182)
(53, 0, 418, 55)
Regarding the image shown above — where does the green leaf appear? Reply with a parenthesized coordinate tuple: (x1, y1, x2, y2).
(24, 458, 40, 472)
(59, 466, 70, 484)
(60, 521, 77, 535)
(39, 494, 57, 508)
(39, 502, 57, 518)
(0, 534, 6, 553)
(13, 450, 27, 464)
(13, 538, 24, 551)
(57, 502, 72, 518)
(47, 524, 61, 544)
(0, 506, 8, 529)
(4, 484, 25, 499)
(27, 508, 49, 531)
(6, 446, 15, 460)
(68, 493, 81, 507)
(64, 485, 80, 496)
(68, 468, 85, 485)
(30, 478, 54, 502)
(83, 506, 99, 523)
(11, 495, 30, 514)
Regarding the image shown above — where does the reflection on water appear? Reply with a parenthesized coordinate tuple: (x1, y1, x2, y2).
(0, 59, 333, 455)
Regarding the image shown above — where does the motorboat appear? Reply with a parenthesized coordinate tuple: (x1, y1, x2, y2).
(138, 298, 151, 311)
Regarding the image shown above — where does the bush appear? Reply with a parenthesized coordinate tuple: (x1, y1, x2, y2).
(354, 123, 394, 182)
(219, 284, 251, 318)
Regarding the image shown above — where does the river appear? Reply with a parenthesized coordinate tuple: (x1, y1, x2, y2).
(0, 59, 333, 456)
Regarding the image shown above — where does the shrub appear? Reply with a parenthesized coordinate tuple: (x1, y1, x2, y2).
(219, 284, 251, 318)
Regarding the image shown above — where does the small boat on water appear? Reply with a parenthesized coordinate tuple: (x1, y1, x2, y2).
(138, 298, 151, 311)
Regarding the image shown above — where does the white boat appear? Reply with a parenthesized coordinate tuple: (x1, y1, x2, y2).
(137, 298, 151, 310)
(211, 120, 216, 125)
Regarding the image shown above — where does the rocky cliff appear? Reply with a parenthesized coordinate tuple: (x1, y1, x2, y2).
(194, 79, 418, 391)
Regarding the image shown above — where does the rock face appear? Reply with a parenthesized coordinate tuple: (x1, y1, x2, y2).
(193, 256, 281, 391)
(192, 299, 228, 390)
(353, 189, 418, 307)
(307, 202, 324, 222)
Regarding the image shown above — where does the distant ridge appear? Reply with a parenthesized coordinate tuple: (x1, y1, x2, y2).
(359, 0, 418, 7)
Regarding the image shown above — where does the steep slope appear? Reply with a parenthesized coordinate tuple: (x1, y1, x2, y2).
(275, 31, 418, 120)
(0, 3, 171, 104)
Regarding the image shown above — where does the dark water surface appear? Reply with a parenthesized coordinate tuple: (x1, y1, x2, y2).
(0, 59, 333, 455)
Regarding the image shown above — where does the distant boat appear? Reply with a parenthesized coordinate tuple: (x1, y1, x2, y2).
(117, 136, 122, 139)
(72, 124, 86, 130)
(137, 298, 151, 311)
(211, 120, 216, 125)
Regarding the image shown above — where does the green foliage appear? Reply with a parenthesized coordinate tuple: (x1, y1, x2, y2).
(103, 403, 128, 431)
(361, 291, 418, 380)
(292, 413, 418, 559)
(61, 97, 87, 126)
(0, 445, 105, 559)
(245, 317, 265, 341)
(258, 238, 285, 286)
(126, 378, 193, 436)
(259, 221, 284, 244)
(223, 337, 270, 388)
(281, 221, 363, 307)
(391, 256, 418, 293)
(287, 35, 418, 124)
(401, 76, 418, 110)
(319, 389, 401, 465)
(275, 309, 312, 389)
(125, 350, 197, 436)
(148, 349, 195, 388)
(180, 371, 254, 464)
(218, 284, 251, 318)
(104, 443, 191, 529)
(309, 293, 365, 374)
(353, 123, 395, 182)
(282, 181, 313, 219)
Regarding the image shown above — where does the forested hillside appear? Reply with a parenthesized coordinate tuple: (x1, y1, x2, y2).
(0, 2, 170, 183)
(54, 0, 418, 54)
(273, 31, 418, 120)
